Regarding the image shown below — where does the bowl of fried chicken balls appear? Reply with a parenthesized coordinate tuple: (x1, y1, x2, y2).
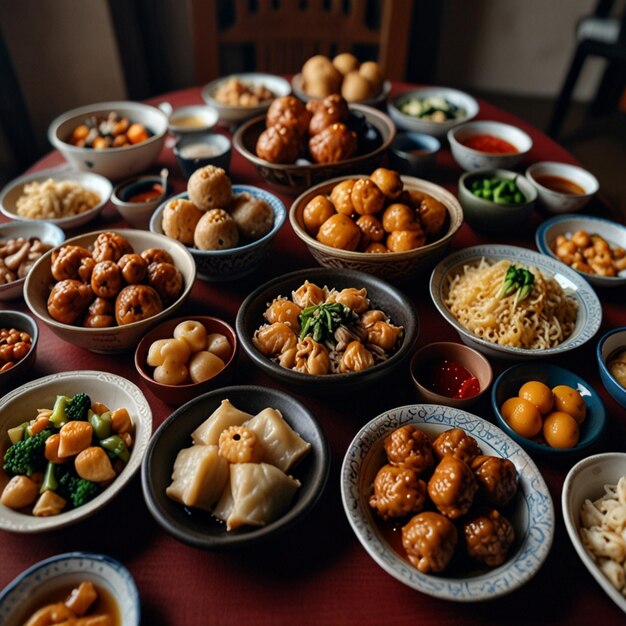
(341, 404, 555, 601)
(236, 267, 419, 394)
(233, 94, 395, 195)
(23, 229, 195, 353)
(150, 165, 286, 281)
(290, 168, 463, 281)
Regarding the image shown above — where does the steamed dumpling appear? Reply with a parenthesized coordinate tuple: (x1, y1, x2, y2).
(191, 399, 253, 446)
(213, 462, 301, 531)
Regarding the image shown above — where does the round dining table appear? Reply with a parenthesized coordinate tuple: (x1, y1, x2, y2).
(1, 83, 625, 626)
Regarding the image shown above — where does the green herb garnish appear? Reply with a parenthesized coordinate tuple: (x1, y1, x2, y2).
(498, 264, 535, 305)
(298, 302, 354, 343)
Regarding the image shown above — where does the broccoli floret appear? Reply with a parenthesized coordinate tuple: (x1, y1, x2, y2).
(65, 392, 91, 422)
(57, 466, 100, 509)
(2, 429, 52, 476)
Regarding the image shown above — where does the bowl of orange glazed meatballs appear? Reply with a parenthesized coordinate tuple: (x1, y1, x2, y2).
(340, 404, 554, 601)
(48, 101, 168, 181)
(150, 165, 286, 281)
(236, 267, 419, 394)
(23, 229, 195, 353)
(233, 94, 395, 195)
(135, 316, 238, 406)
(290, 167, 463, 282)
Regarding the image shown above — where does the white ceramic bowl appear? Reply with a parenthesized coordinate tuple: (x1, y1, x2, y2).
(388, 87, 479, 137)
(0, 552, 141, 625)
(430, 244, 602, 360)
(201, 72, 291, 127)
(562, 452, 626, 614)
(341, 403, 554, 601)
(48, 101, 168, 181)
(0, 371, 152, 533)
(24, 229, 196, 353)
(150, 185, 286, 282)
(167, 104, 219, 134)
(0, 168, 113, 230)
(535, 214, 626, 288)
(289, 174, 463, 282)
(0, 220, 65, 300)
(448, 121, 533, 171)
(526, 162, 599, 214)
(111, 174, 171, 229)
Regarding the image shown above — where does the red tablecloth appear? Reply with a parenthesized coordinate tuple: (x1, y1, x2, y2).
(1, 84, 625, 625)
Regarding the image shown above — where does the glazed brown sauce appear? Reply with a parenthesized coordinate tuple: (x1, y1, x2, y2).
(12, 582, 121, 626)
(534, 175, 585, 195)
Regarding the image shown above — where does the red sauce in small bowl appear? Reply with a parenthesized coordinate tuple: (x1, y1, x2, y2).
(128, 183, 164, 203)
(533, 175, 585, 195)
(425, 359, 480, 399)
(460, 134, 519, 155)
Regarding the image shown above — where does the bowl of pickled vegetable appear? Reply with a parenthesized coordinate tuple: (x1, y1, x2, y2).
(387, 87, 479, 138)
(458, 169, 537, 234)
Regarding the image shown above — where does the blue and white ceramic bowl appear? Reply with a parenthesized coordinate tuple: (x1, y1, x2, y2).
(448, 121, 532, 172)
(0, 552, 140, 626)
(430, 244, 602, 359)
(150, 185, 286, 282)
(492, 363, 606, 457)
(340, 404, 554, 601)
(535, 214, 626, 288)
(597, 326, 626, 409)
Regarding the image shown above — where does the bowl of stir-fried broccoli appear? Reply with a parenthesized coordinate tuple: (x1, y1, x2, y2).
(0, 370, 152, 532)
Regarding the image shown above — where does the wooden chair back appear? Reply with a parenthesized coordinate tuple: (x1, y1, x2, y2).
(190, 0, 413, 83)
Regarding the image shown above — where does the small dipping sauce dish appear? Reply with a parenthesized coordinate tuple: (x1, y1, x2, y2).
(174, 133, 232, 178)
(389, 131, 440, 176)
(167, 104, 219, 135)
(112, 174, 172, 229)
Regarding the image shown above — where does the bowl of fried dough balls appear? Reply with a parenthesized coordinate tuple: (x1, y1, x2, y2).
(150, 165, 286, 281)
(135, 316, 238, 406)
(290, 168, 463, 282)
(24, 229, 195, 353)
(292, 54, 391, 106)
(341, 404, 555, 601)
(233, 95, 395, 195)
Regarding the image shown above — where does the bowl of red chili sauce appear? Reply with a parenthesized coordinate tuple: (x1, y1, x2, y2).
(447, 121, 532, 172)
(410, 341, 493, 409)
(112, 174, 172, 229)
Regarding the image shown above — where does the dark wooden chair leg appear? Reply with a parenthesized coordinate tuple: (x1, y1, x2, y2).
(547, 45, 589, 138)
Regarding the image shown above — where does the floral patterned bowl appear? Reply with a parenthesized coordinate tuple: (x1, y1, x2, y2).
(340, 403, 554, 601)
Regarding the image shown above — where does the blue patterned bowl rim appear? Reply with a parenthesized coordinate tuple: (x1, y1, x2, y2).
(150, 185, 286, 256)
(429, 244, 602, 359)
(535, 213, 626, 288)
(340, 403, 554, 601)
(0, 551, 140, 625)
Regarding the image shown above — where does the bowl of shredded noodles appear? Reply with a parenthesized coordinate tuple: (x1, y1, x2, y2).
(429, 244, 602, 359)
(0, 167, 112, 230)
(562, 452, 626, 614)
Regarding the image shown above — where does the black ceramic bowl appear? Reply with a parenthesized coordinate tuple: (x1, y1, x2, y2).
(236, 267, 419, 394)
(141, 385, 329, 549)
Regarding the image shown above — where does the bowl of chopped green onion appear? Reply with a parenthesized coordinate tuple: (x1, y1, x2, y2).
(388, 87, 479, 137)
(458, 169, 537, 234)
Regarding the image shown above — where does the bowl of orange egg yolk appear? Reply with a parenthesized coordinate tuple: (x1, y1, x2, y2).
(491, 362, 606, 456)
